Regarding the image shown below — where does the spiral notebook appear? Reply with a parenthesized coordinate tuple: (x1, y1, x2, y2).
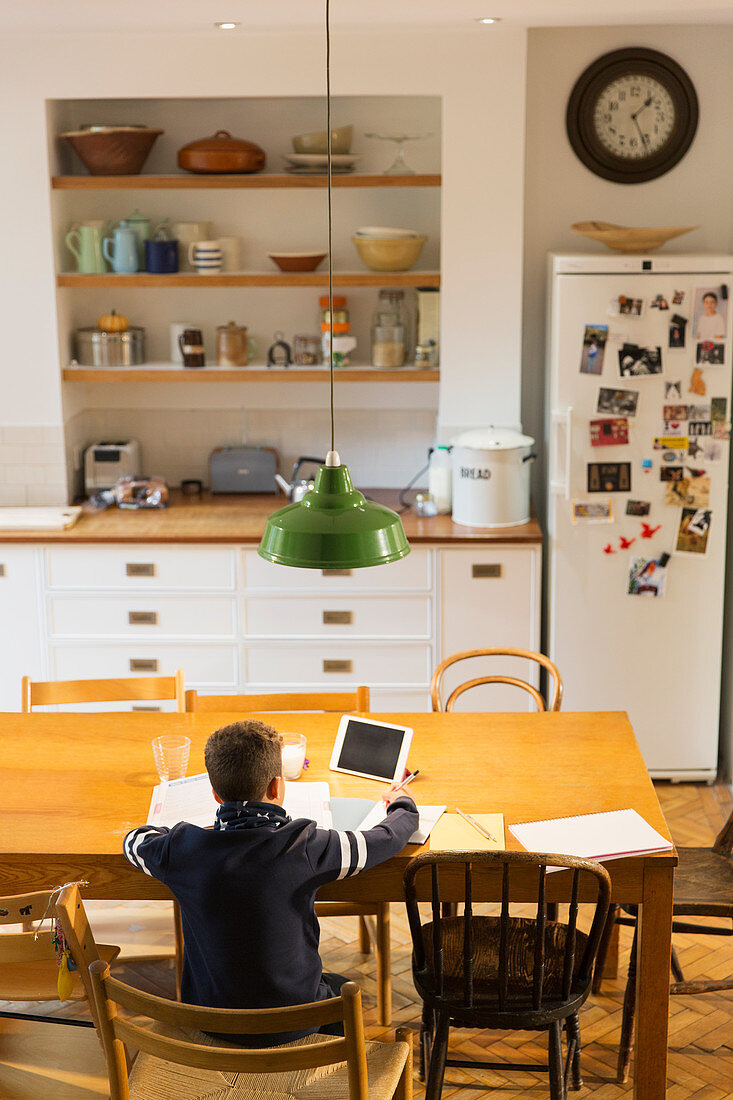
(509, 808, 673, 864)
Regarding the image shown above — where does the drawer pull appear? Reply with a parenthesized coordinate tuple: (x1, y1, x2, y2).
(0, 564, 5, 577)
(472, 563, 503, 579)
(126, 562, 156, 577)
(132, 705, 161, 712)
(323, 611, 353, 625)
(323, 659, 353, 673)
(128, 611, 158, 625)
(322, 568, 352, 577)
(129, 658, 159, 672)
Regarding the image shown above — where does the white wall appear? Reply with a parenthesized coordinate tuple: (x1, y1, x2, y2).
(0, 24, 528, 496)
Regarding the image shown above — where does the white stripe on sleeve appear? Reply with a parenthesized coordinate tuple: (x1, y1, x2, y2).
(351, 830, 368, 875)
(336, 831, 352, 880)
(128, 828, 160, 876)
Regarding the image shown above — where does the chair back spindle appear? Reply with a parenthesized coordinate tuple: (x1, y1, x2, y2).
(463, 862, 474, 1007)
(562, 869, 580, 1000)
(532, 866, 547, 1009)
(430, 648, 563, 713)
(431, 863, 443, 998)
(498, 862, 510, 1011)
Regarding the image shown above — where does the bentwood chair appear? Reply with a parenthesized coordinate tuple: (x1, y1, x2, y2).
(404, 851, 611, 1100)
(22, 669, 186, 712)
(594, 806, 733, 1083)
(185, 686, 394, 1025)
(89, 967, 413, 1100)
(430, 648, 564, 713)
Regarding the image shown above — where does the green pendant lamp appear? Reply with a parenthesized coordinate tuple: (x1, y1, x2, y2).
(258, 0, 410, 571)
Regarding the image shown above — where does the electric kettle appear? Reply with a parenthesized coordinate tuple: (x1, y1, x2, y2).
(274, 456, 326, 502)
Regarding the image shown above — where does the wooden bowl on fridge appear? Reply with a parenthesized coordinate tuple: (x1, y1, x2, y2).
(570, 221, 698, 253)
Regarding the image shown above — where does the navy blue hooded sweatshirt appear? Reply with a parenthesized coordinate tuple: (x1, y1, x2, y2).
(123, 794, 418, 1043)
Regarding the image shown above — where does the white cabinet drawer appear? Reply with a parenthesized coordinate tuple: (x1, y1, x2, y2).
(51, 644, 238, 686)
(46, 546, 236, 591)
(244, 595, 432, 638)
(245, 643, 431, 686)
(48, 595, 237, 638)
(243, 549, 431, 591)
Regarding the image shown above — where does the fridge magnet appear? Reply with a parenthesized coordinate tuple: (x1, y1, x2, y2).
(662, 421, 684, 437)
(580, 324, 609, 375)
(653, 436, 688, 451)
(672, 290, 685, 305)
(627, 553, 670, 598)
(660, 467, 683, 481)
(688, 421, 713, 436)
(619, 535, 636, 549)
(597, 387, 639, 417)
(571, 500, 614, 523)
(641, 458, 653, 473)
(662, 450, 686, 464)
(664, 478, 690, 506)
(640, 522, 662, 539)
(692, 287, 728, 342)
(665, 381, 682, 400)
(696, 341, 725, 366)
(685, 475, 711, 507)
(668, 314, 687, 348)
(663, 404, 688, 421)
(590, 417, 629, 446)
(617, 296, 644, 317)
(686, 437, 703, 459)
(688, 403, 711, 421)
(618, 343, 663, 378)
(676, 508, 712, 555)
(626, 500, 651, 516)
(713, 421, 731, 441)
(711, 397, 728, 422)
(602, 543, 617, 554)
(650, 293, 669, 311)
(689, 368, 706, 395)
(587, 462, 631, 493)
(699, 436, 723, 463)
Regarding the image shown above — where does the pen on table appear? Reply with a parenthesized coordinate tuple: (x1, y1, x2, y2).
(457, 807, 498, 843)
(391, 769, 420, 795)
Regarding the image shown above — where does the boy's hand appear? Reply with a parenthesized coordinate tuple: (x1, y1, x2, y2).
(382, 781, 409, 806)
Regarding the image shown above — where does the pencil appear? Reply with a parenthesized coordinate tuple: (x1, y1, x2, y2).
(457, 807, 498, 843)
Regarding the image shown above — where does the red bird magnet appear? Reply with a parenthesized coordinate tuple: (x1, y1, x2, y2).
(640, 522, 661, 539)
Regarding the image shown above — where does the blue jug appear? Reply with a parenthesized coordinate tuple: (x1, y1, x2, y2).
(103, 221, 138, 275)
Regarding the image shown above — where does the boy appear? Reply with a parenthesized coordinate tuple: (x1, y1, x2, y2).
(123, 719, 418, 1044)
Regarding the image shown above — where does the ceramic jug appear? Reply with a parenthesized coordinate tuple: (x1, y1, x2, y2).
(174, 221, 212, 272)
(65, 222, 107, 274)
(124, 209, 151, 270)
(103, 221, 138, 275)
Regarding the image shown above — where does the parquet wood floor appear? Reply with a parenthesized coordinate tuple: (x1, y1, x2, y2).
(0, 781, 730, 1099)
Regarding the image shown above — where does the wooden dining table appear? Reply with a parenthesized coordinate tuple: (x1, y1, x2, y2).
(0, 709, 675, 1099)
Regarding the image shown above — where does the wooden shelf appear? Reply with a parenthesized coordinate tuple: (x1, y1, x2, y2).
(51, 173, 441, 190)
(62, 365, 440, 383)
(57, 271, 440, 288)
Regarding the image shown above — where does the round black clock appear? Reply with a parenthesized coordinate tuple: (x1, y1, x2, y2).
(566, 48, 698, 183)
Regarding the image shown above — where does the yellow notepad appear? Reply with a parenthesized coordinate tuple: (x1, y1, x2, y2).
(429, 813, 505, 851)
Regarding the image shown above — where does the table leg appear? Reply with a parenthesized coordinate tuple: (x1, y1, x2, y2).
(633, 861, 674, 1100)
(376, 902, 392, 1027)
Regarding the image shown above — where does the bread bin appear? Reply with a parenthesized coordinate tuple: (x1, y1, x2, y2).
(451, 427, 537, 528)
(74, 327, 145, 367)
(177, 130, 266, 174)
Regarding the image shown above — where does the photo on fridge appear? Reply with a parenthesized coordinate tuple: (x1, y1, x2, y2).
(675, 508, 712, 555)
(579, 324, 609, 375)
(692, 287, 728, 342)
(627, 554, 669, 598)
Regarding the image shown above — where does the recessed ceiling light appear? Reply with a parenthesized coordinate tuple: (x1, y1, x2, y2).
(475, 17, 501, 23)
(215, 22, 239, 30)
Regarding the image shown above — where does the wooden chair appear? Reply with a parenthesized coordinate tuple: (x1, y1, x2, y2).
(185, 686, 394, 1026)
(594, 807, 733, 1084)
(404, 850, 611, 1100)
(22, 669, 186, 712)
(430, 648, 563, 712)
(0, 883, 119, 1031)
(89, 965, 413, 1100)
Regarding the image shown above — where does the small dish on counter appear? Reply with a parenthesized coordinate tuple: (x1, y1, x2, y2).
(268, 251, 328, 272)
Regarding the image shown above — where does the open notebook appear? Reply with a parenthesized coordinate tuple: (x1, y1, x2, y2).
(509, 808, 673, 863)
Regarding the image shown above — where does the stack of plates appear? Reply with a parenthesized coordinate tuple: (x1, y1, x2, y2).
(353, 226, 420, 238)
(282, 153, 360, 175)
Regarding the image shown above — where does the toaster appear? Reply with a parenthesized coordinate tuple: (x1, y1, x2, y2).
(210, 446, 278, 493)
(84, 440, 141, 492)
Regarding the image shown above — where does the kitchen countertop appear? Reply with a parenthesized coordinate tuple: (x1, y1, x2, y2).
(0, 490, 543, 544)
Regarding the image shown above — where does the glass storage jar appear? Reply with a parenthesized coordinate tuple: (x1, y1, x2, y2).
(371, 289, 406, 368)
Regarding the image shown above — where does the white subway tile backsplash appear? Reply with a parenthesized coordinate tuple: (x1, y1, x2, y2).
(26, 485, 67, 506)
(0, 444, 28, 465)
(0, 486, 28, 505)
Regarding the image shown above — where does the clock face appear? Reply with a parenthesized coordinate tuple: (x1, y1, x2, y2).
(566, 49, 698, 183)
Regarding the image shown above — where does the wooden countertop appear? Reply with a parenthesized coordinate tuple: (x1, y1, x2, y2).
(0, 490, 542, 545)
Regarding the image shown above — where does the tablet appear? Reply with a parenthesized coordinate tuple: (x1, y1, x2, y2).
(329, 714, 413, 784)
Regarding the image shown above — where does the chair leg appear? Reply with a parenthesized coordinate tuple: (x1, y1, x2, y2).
(358, 915, 371, 954)
(617, 923, 638, 1085)
(424, 1009, 450, 1100)
(592, 903, 620, 993)
(395, 1026, 414, 1100)
(670, 944, 684, 983)
(419, 1003, 435, 1083)
(375, 902, 392, 1027)
(548, 1019, 565, 1100)
(566, 1012, 582, 1089)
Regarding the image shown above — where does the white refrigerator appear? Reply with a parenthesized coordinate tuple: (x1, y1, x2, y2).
(547, 252, 733, 780)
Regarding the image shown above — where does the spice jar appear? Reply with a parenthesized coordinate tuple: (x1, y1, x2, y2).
(293, 334, 321, 366)
(371, 288, 406, 369)
(216, 321, 250, 366)
(319, 295, 354, 367)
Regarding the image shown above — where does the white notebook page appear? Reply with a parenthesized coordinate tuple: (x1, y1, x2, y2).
(509, 808, 673, 863)
(146, 774, 332, 829)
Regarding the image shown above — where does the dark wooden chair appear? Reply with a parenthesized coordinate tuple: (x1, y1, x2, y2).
(403, 850, 611, 1100)
(430, 648, 564, 712)
(594, 807, 733, 1084)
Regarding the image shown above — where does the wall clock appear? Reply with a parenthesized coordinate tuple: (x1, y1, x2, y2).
(566, 48, 698, 184)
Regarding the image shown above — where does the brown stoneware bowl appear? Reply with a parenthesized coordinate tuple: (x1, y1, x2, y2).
(61, 127, 163, 175)
(268, 251, 328, 273)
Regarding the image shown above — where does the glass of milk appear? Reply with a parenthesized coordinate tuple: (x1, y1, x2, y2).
(281, 733, 307, 779)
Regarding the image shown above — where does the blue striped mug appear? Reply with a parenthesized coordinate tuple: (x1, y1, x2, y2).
(188, 239, 222, 274)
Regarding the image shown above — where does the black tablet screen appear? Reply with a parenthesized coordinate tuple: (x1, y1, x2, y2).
(337, 719, 405, 779)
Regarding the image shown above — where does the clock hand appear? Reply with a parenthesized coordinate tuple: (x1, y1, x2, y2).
(630, 95, 654, 121)
(632, 115, 650, 149)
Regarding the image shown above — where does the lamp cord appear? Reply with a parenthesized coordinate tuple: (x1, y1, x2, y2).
(326, 0, 335, 454)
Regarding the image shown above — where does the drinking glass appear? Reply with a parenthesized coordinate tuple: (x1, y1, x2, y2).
(152, 735, 191, 781)
(281, 733, 307, 780)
